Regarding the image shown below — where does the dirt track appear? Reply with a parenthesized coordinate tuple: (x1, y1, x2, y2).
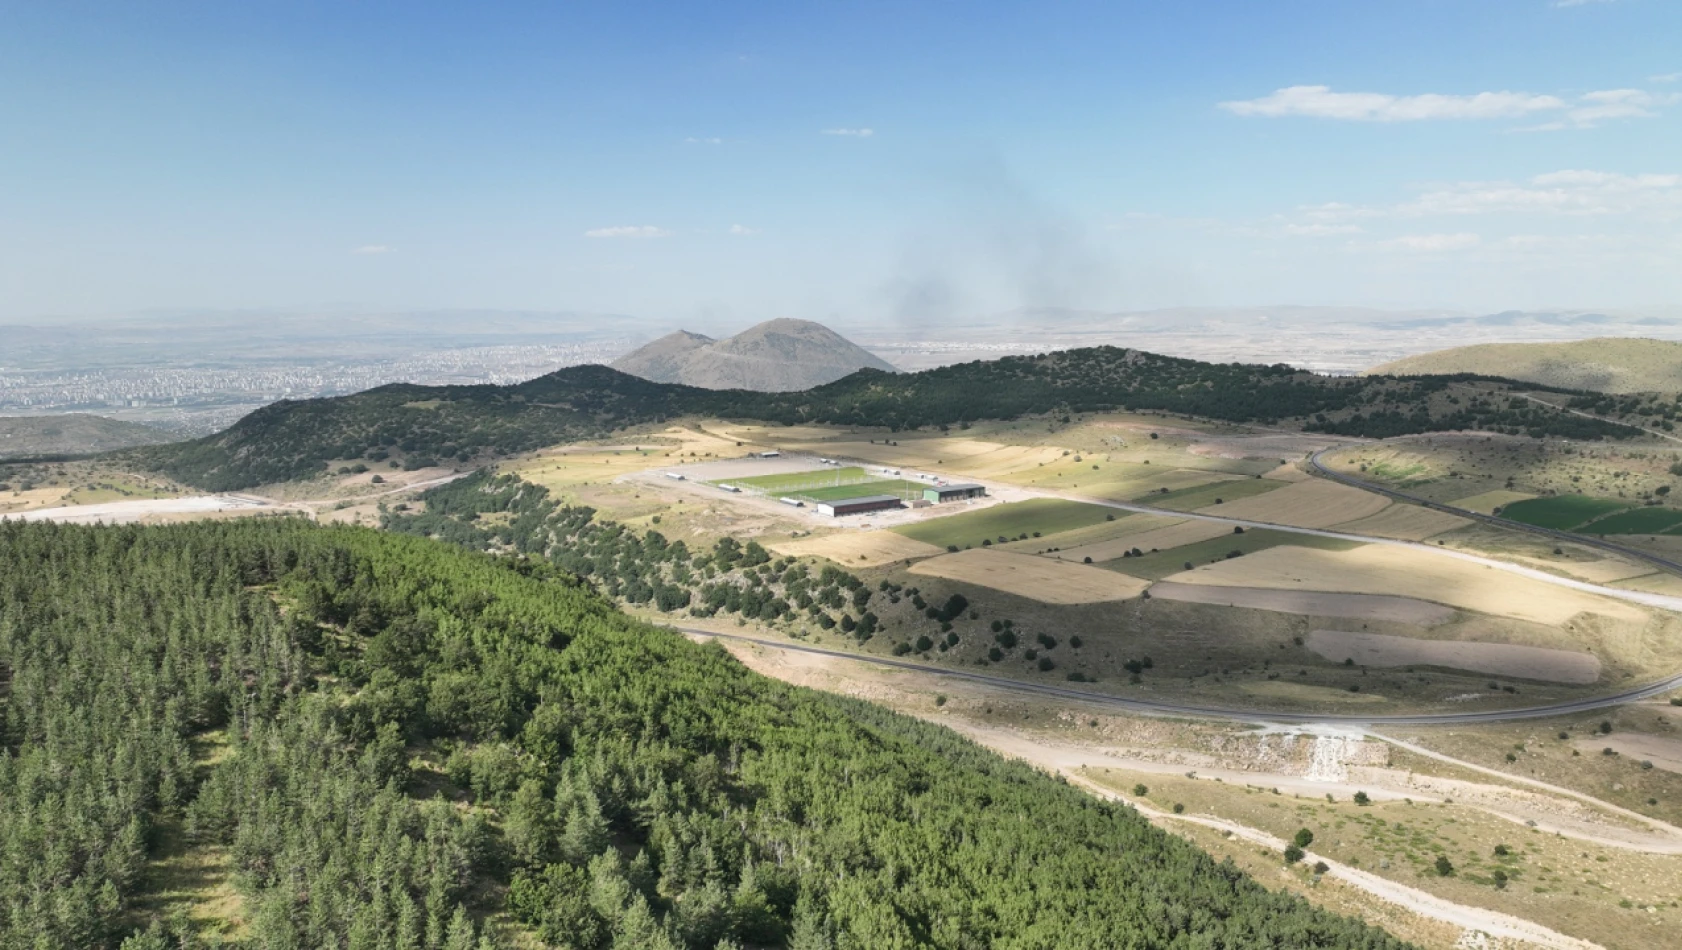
(721, 638, 1618, 949)
(0, 495, 274, 524)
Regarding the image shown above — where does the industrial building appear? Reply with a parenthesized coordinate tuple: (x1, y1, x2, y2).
(923, 483, 986, 503)
(815, 495, 904, 517)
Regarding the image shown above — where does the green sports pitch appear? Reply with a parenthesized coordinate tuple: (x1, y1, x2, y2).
(711, 466, 929, 502)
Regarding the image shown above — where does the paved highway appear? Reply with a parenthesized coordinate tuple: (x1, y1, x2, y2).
(684, 627, 1682, 726)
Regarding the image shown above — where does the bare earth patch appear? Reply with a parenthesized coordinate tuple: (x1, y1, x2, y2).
(909, 548, 1149, 603)
(1198, 479, 1391, 528)
(1168, 543, 1648, 627)
(1150, 582, 1455, 626)
(770, 530, 944, 567)
(0, 495, 272, 525)
(1308, 630, 1601, 684)
(1577, 734, 1682, 774)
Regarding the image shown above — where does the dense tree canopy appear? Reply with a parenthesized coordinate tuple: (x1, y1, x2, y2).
(1, 518, 1414, 949)
(133, 349, 1635, 490)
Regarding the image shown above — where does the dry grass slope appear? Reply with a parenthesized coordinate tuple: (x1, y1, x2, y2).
(1369, 337, 1682, 394)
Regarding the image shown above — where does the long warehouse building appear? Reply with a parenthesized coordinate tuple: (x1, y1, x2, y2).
(815, 495, 904, 517)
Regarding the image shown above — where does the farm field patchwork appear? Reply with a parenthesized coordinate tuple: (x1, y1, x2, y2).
(1327, 504, 1470, 541)
(1168, 543, 1649, 626)
(907, 548, 1150, 604)
(1013, 463, 1239, 501)
(1195, 479, 1391, 529)
(1573, 506, 1682, 535)
(1100, 529, 1363, 581)
(1497, 494, 1632, 530)
(1139, 476, 1288, 511)
(1050, 518, 1234, 564)
(891, 497, 1121, 549)
(995, 512, 1170, 553)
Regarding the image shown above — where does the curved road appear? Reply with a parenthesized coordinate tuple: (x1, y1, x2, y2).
(685, 627, 1682, 726)
(1307, 442, 1682, 578)
(731, 439, 1682, 724)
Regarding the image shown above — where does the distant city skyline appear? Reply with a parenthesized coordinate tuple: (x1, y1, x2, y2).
(3, 1, 1678, 324)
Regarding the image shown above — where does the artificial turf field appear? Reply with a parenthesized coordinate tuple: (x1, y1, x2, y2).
(715, 466, 927, 502)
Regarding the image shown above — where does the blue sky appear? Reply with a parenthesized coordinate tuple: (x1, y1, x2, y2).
(2, 0, 1678, 329)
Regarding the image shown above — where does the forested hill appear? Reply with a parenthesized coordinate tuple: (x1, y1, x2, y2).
(0, 518, 1415, 949)
(134, 346, 1638, 490)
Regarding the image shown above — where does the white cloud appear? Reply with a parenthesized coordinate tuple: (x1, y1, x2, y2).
(1223, 84, 1671, 128)
(1283, 223, 1363, 237)
(1384, 233, 1481, 251)
(821, 127, 874, 137)
(727, 224, 758, 236)
(1298, 202, 1382, 222)
(583, 226, 673, 239)
(1220, 85, 1565, 121)
(1399, 170, 1682, 216)
(1569, 88, 1675, 123)
(1653, 73, 1682, 84)
(684, 136, 722, 145)
(351, 245, 391, 254)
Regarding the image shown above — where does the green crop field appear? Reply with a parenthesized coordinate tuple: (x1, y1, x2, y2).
(1498, 494, 1633, 531)
(1102, 529, 1364, 581)
(1577, 506, 1682, 535)
(891, 498, 1118, 549)
(1139, 477, 1287, 512)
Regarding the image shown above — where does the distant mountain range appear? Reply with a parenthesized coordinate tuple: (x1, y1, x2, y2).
(1369, 337, 1682, 394)
(612, 318, 896, 391)
(0, 413, 173, 459)
(133, 346, 1636, 491)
